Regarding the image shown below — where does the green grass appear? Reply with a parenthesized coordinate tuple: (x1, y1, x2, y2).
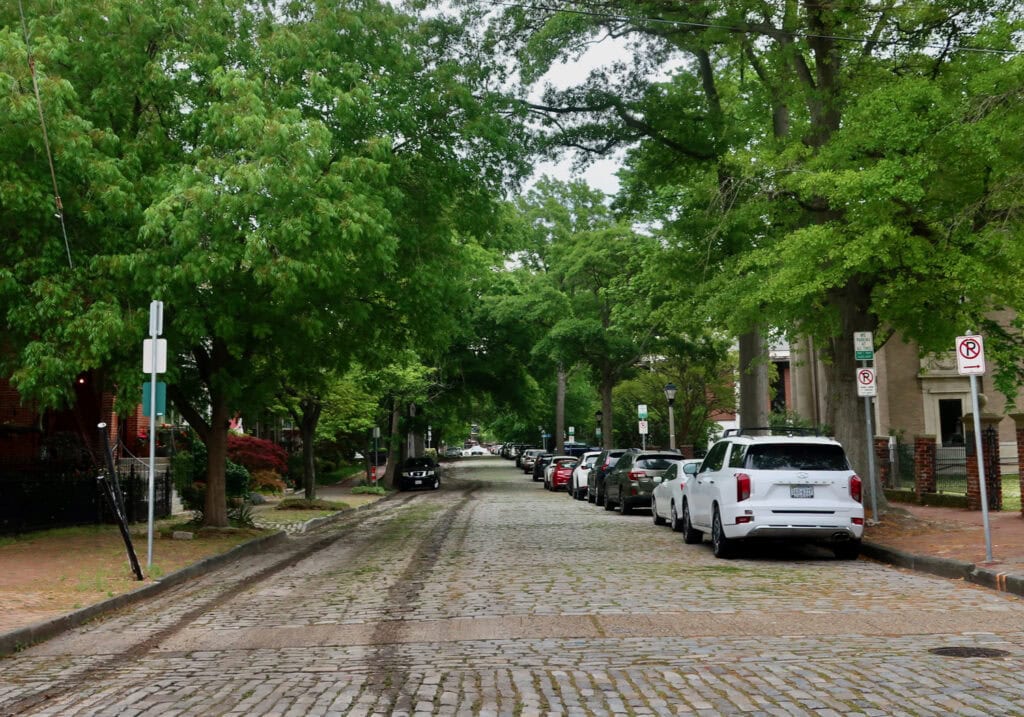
(258, 509, 335, 523)
(1002, 474, 1021, 512)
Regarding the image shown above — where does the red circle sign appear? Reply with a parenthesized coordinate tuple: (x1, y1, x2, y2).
(959, 338, 981, 359)
(858, 369, 873, 384)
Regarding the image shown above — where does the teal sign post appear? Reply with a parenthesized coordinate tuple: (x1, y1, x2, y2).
(141, 381, 166, 417)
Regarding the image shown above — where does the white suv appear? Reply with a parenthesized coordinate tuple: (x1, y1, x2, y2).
(680, 432, 864, 559)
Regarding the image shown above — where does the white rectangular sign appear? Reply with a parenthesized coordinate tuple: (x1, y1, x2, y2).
(856, 367, 877, 397)
(638, 420, 648, 435)
(955, 335, 986, 375)
(142, 339, 167, 374)
(854, 331, 874, 360)
(637, 404, 648, 419)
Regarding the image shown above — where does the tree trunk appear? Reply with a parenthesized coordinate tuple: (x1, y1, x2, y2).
(738, 328, 770, 433)
(203, 387, 229, 527)
(300, 399, 321, 500)
(383, 399, 401, 488)
(555, 365, 566, 453)
(823, 278, 888, 513)
(600, 368, 614, 449)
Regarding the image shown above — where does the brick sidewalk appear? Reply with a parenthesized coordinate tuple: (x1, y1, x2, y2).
(864, 501, 1024, 595)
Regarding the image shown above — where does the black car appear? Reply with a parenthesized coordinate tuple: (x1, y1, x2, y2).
(532, 453, 554, 482)
(588, 449, 629, 506)
(395, 456, 441, 491)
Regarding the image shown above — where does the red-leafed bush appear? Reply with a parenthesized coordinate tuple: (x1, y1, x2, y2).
(227, 434, 289, 475)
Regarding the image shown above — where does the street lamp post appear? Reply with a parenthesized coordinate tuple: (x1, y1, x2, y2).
(595, 410, 603, 447)
(664, 383, 677, 451)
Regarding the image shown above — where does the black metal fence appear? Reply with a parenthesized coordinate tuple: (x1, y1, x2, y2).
(0, 462, 173, 536)
(885, 439, 917, 491)
(934, 444, 968, 494)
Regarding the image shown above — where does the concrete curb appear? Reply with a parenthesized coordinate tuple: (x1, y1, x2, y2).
(0, 530, 287, 657)
(863, 540, 1024, 597)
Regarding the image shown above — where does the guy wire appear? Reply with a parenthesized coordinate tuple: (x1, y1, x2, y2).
(18, 0, 74, 270)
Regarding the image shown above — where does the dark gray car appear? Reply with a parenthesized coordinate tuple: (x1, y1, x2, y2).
(604, 450, 681, 514)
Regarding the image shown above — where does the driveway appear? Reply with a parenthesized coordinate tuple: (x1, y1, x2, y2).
(1, 457, 1023, 715)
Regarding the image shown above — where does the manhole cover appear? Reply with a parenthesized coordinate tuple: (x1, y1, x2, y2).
(929, 646, 1011, 658)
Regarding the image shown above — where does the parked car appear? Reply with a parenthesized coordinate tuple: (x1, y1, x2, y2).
(680, 432, 865, 559)
(587, 449, 629, 506)
(532, 453, 554, 482)
(443, 446, 462, 458)
(651, 459, 703, 530)
(519, 447, 542, 471)
(395, 456, 441, 491)
(603, 450, 683, 514)
(462, 445, 489, 456)
(569, 450, 601, 500)
(544, 456, 577, 491)
(560, 441, 595, 458)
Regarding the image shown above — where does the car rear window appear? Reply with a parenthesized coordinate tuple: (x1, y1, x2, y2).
(745, 444, 849, 471)
(555, 458, 577, 466)
(636, 457, 677, 470)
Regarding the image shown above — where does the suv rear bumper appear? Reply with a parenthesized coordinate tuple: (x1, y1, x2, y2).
(721, 508, 864, 542)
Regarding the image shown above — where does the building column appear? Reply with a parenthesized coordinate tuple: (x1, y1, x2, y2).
(874, 437, 891, 489)
(963, 413, 1002, 511)
(914, 436, 936, 498)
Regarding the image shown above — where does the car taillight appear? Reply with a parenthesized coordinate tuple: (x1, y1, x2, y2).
(628, 471, 643, 481)
(736, 473, 751, 502)
(850, 474, 862, 503)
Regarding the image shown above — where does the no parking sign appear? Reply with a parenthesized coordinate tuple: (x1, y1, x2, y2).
(955, 335, 986, 375)
(856, 367, 876, 397)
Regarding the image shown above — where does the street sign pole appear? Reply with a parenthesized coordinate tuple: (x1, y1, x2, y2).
(863, 392, 879, 524)
(854, 332, 880, 524)
(145, 300, 164, 570)
(959, 330, 993, 562)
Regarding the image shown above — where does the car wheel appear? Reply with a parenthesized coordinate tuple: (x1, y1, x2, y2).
(432, 479, 440, 490)
(603, 491, 615, 511)
(669, 503, 682, 532)
(833, 540, 861, 561)
(652, 498, 665, 525)
(711, 507, 734, 559)
(618, 490, 631, 515)
(681, 502, 702, 544)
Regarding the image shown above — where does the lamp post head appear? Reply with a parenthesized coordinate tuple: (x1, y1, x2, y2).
(595, 410, 603, 422)
(664, 383, 677, 403)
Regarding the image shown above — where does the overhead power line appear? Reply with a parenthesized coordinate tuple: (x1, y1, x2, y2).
(491, 0, 1024, 57)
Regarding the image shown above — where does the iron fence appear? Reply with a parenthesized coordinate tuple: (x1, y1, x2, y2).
(0, 462, 173, 535)
(935, 444, 968, 495)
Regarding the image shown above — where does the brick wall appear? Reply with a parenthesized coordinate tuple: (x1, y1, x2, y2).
(914, 435, 936, 497)
(964, 415, 1002, 511)
(874, 437, 890, 488)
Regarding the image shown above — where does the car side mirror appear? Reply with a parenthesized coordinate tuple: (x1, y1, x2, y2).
(684, 463, 699, 475)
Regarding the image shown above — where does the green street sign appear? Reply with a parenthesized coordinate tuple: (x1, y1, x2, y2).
(142, 381, 167, 417)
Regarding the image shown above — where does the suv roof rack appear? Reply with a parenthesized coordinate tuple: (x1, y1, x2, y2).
(723, 426, 823, 438)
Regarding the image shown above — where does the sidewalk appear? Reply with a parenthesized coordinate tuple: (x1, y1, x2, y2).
(863, 502, 1024, 596)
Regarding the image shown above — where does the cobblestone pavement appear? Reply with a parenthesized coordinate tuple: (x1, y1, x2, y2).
(2, 459, 1024, 716)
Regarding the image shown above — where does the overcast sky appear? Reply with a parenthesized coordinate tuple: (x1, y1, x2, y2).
(526, 37, 632, 197)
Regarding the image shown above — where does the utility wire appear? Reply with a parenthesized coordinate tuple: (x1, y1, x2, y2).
(18, 0, 74, 270)
(491, 0, 1024, 57)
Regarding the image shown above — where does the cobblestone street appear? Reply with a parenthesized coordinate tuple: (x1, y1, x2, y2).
(2, 458, 1024, 716)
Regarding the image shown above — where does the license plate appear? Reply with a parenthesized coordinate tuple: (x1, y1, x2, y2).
(415, 479, 422, 485)
(791, 485, 814, 499)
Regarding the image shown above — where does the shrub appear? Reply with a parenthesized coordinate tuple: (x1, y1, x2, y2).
(351, 485, 386, 496)
(227, 434, 288, 475)
(251, 469, 286, 494)
(276, 498, 348, 511)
